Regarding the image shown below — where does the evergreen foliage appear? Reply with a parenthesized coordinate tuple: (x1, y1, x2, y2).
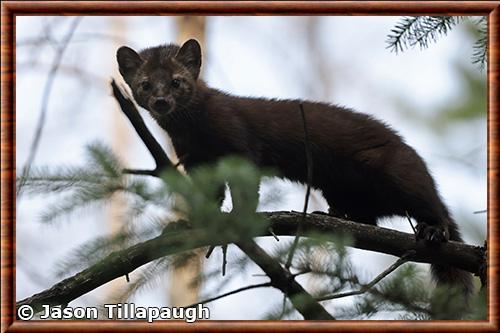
(387, 16, 487, 69)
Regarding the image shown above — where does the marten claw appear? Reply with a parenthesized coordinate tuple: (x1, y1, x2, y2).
(415, 223, 448, 245)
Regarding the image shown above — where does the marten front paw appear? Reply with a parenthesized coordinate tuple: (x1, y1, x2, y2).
(416, 223, 449, 245)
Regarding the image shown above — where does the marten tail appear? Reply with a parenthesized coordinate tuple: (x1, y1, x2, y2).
(430, 218, 474, 302)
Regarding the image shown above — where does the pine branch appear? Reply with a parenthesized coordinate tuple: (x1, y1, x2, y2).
(386, 16, 420, 53)
(386, 16, 461, 53)
(387, 16, 487, 68)
(16, 211, 485, 316)
(411, 16, 460, 50)
(471, 16, 487, 69)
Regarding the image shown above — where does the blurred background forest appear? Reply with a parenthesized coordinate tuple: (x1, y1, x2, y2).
(15, 16, 486, 319)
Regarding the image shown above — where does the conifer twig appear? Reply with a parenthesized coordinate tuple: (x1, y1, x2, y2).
(386, 16, 486, 69)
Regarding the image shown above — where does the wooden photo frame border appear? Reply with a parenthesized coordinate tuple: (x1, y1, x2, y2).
(1, 1, 499, 332)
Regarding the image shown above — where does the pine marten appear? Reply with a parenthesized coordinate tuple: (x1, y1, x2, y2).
(117, 39, 473, 300)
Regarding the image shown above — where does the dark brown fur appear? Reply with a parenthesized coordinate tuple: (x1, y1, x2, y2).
(117, 39, 473, 301)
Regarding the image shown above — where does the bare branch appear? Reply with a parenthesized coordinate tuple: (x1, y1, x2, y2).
(110, 79, 172, 172)
(184, 282, 272, 309)
(317, 250, 415, 301)
(18, 17, 82, 196)
(17, 32, 130, 48)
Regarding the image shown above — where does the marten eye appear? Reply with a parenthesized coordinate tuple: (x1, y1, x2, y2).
(171, 78, 181, 88)
(141, 81, 151, 91)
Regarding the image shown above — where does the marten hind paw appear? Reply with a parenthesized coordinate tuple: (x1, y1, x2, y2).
(415, 223, 449, 245)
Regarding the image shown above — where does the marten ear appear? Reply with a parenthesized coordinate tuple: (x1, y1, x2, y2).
(176, 39, 202, 79)
(117, 46, 143, 82)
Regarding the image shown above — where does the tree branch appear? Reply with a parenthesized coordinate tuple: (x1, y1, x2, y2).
(266, 211, 484, 275)
(185, 282, 272, 309)
(236, 240, 334, 320)
(110, 79, 171, 172)
(16, 211, 485, 316)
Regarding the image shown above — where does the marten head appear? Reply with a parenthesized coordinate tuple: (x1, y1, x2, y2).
(116, 39, 202, 124)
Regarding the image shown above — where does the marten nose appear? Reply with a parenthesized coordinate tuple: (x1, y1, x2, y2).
(153, 97, 171, 112)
